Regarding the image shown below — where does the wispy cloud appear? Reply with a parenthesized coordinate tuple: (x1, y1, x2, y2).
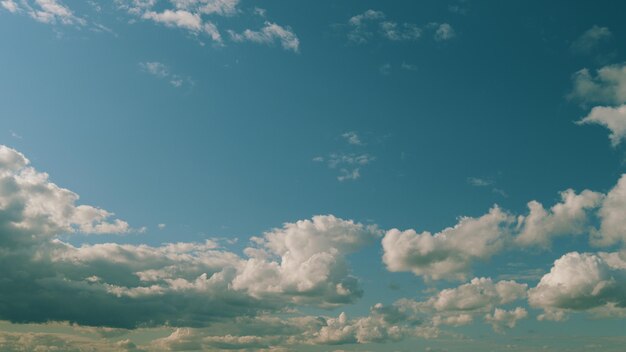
(345, 10, 455, 44)
(228, 21, 300, 53)
(571, 25, 612, 55)
(2, 0, 86, 26)
(139, 61, 192, 88)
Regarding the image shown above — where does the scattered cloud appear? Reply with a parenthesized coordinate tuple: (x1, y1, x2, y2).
(228, 21, 300, 53)
(379, 63, 392, 75)
(432, 22, 456, 41)
(341, 131, 363, 146)
(577, 104, 626, 147)
(382, 179, 623, 279)
(571, 25, 612, 55)
(345, 9, 455, 44)
(569, 63, 626, 106)
(515, 189, 603, 247)
(382, 207, 513, 280)
(158, 223, 166, 229)
(467, 177, 492, 187)
(139, 61, 191, 88)
(401, 62, 417, 71)
(529, 251, 626, 320)
(1, 0, 86, 26)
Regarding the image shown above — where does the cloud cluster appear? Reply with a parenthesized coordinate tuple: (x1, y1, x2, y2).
(381, 179, 623, 280)
(115, 0, 299, 51)
(529, 251, 626, 320)
(1, 0, 86, 26)
(139, 61, 190, 88)
(0, 145, 378, 329)
(228, 21, 300, 53)
(346, 9, 455, 44)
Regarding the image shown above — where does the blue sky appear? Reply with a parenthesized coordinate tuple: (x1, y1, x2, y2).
(2, 0, 626, 351)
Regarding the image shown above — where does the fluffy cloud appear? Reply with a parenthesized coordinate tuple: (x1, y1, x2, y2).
(484, 307, 527, 331)
(429, 278, 527, 312)
(594, 174, 626, 245)
(569, 63, 626, 106)
(228, 22, 300, 53)
(515, 189, 603, 247)
(529, 252, 626, 319)
(233, 215, 381, 307)
(1, 0, 86, 25)
(0, 145, 377, 328)
(382, 207, 514, 280)
(577, 104, 626, 147)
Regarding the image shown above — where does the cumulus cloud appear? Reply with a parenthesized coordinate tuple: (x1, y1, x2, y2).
(529, 252, 626, 320)
(381, 178, 625, 280)
(1, 0, 86, 26)
(0, 146, 379, 329)
(571, 25, 612, 55)
(429, 277, 527, 312)
(577, 104, 626, 147)
(593, 174, 626, 246)
(484, 307, 527, 332)
(382, 207, 514, 280)
(515, 189, 603, 247)
(569, 63, 626, 106)
(228, 21, 300, 53)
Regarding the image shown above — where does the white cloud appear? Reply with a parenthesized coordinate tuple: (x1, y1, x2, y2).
(382, 207, 514, 280)
(433, 23, 455, 41)
(233, 215, 381, 307)
(139, 61, 191, 88)
(484, 307, 527, 331)
(577, 104, 626, 147)
(228, 22, 300, 53)
(571, 25, 612, 55)
(429, 278, 527, 312)
(593, 174, 626, 246)
(467, 177, 492, 187)
(515, 189, 603, 247)
(380, 21, 421, 41)
(2, 0, 85, 26)
(1, 0, 18, 12)
(170, 0, 239, 16)
(569, 63, 626, 106)
(341, 131, 363, 146)
(529, 251, 626, 319)
(142, 9, 202, 32)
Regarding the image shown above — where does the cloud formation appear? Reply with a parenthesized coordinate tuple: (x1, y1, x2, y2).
(345, 9, 455, 44)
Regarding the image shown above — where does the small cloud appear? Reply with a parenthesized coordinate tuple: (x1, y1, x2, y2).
(253, 7, 266, 17)
(379, 63, 392, 75)
(312, 156, 325, 162)
(571, 25, 612, 55)
(401, 62, 417, 71)
(338, 168, 360, 181)
(10, 130, 22, 139)
(467, 177, 492, 187)
(342, 131, 363, 146)
(158, 223, 166, 230)
(433, 23, 455, 41)
(139, 61, 191, 88)
(228, 21, 299, 53)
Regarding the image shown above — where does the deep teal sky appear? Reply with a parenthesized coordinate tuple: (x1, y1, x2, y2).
(2, 1, 626, 351)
